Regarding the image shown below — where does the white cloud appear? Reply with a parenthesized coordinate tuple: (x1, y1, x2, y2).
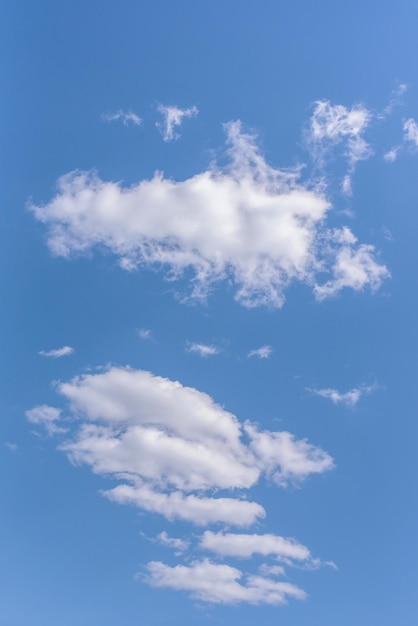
(378, 83, 407, 119)
(308, 100, 373, 195)
(185, 342, 220, 357)
(39, 345, 74, 358)
(105, 484, 264, 526)
(246, 423, 334, 487)
(156, 531, 190, 552)
(314, 228, 389, 299)
(5, 442, 18, 452)
(403, 118, 418, 146)
(248, 345, 272, 359)
(25, 404, 67, 436)
(259, 563, 286, 577)
(144, 559, 306, 605)
(30, 119, 388, 308)
(102, 109, 142, 127)
(32, 366, 332, 525)
(306, 383, 376, 407)
(384, 147, 400, 163)
(200, 531, 310, 563)
(138, 328, 152, 340)
(156, 104, 198, 141)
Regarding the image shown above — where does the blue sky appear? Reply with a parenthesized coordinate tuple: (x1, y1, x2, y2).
(2, 1, 418, 624)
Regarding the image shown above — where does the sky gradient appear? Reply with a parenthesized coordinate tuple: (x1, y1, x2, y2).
(2, 1, 418, 624)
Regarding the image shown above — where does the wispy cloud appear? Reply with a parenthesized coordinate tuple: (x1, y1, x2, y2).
(156, 104, 198, 141)
(307, 100, 373, 195)
(31, 116, 389, 309)
(138, 328, 153, 340)
(248, 345, 272, 359)
(5, 442, 18, 452)
(156, 531, 190, 552)
(39, 345, 74, 358)
(403, 118, 418, 147)
(25, 405, 67, 435)
(378, 83, 408, 119)
(306, 383, 376, 407)
(186, 342, 220, 357)
(102, 109, 142, 126)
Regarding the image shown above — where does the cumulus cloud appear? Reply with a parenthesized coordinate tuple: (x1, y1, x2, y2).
(39, 345, 74, 358)
(307, 100, 373, 195)
(26, 405, 67, 436)
(185, 342, 220, 357)
(102, 109, 142, 126)
(30, 120, 388, 308)
(30, 366, 333, 525)
(156, 104, 198, 141)
(144, 559, 306, 605)
(248, 345, 272, 359)
(306, 383, 376, 407)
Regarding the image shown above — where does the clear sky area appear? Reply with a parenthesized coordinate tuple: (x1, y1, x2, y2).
(2, 1, 418, 624)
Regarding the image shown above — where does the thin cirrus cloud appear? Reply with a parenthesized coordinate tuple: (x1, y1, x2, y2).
(30, 114, 389, 309)
(101, 109, 142, 127)
(185, 342, 220, 357)
(39, 345, 74, 358)
(156, 103, 198, 141)
(248, 345, 272, 359)
(306, 383, 376, 407)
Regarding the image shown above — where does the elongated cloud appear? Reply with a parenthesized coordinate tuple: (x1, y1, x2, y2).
(156, 104, 198, 141)
(39, 345, 74, 358)
(102, 109, 142, 126)
(30, 366, 333, 526)
(306, 383, 376, 407)
(186, 342, 220, 357)
(30, 120, 388, 308)
(200, 531, 310, 562)
(145, 559, 306, 605)
(248, 345, 272, 359)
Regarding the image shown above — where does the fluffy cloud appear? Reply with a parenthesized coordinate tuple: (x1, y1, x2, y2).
(248, 345, 272, 359)
(185, 342, 220, 357)
(30, 120, 388, 308)
(102, 109, 142, 126)
(144, 559, 306, 605)
(32, 366, 333, 525)
(306, 383, 376, 407)
(156, 104, 198, 141)
(245, 423, 334, 487)
(39, 345, 74, 358)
